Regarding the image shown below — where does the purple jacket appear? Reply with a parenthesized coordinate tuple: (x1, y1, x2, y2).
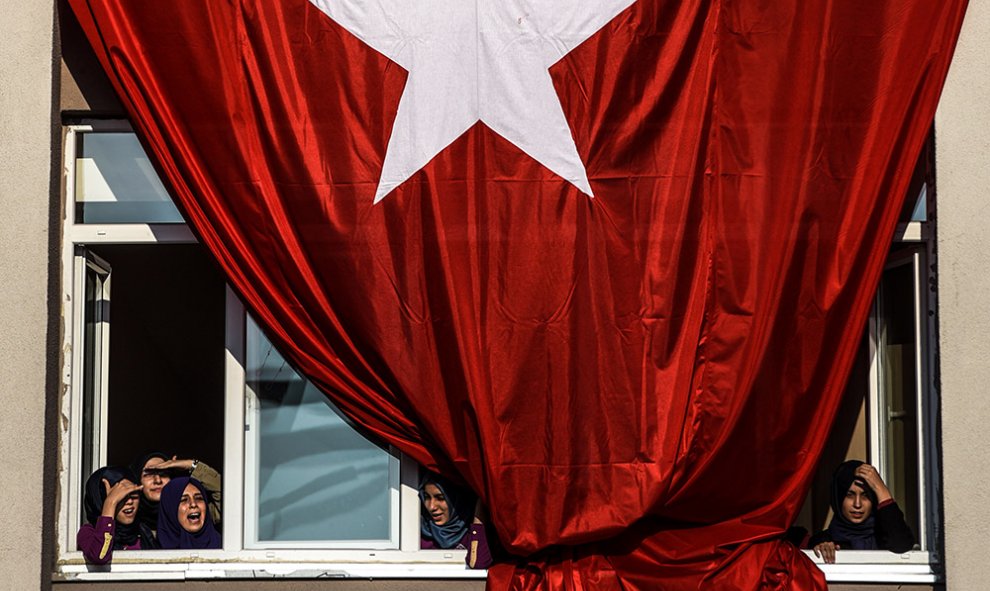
(421, 522, 493, 569)
(77, 516, 144, 565)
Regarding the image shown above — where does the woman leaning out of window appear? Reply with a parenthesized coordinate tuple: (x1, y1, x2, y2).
(77, 467, 158, 564)
(419, 473, 493, 569)
(810, 460, 914, 563)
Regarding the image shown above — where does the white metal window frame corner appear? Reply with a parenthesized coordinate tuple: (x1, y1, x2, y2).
(893, 221, 929, 243)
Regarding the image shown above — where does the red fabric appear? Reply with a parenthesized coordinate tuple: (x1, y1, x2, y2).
(67, 0, 967, 588)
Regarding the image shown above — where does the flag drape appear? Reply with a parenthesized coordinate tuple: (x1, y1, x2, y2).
(68, 0, 967, 588)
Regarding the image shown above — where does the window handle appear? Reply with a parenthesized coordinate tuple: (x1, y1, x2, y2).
(889, 410, 909, 420)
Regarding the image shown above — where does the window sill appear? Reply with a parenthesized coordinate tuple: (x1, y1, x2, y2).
(54, 552, 487, 582)
(803, 550, 940, 584)
(56, 550, 937, 583)
(56, 564, 940, 585)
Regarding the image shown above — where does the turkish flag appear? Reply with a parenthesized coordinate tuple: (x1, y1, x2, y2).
(68, 0, 966, 588)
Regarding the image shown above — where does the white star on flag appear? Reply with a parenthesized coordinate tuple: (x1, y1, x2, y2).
(309, 0, 636, 203)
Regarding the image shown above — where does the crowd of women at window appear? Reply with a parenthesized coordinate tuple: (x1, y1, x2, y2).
(81, 454, 910, 568)
(79, 456, 494, 569)
(78, 452, 222, 563)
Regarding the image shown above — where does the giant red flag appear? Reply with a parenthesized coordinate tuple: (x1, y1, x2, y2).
(68, 0, 967, 588)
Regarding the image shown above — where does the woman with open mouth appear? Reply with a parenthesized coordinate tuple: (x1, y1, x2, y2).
(419, 473, 493, 569)
(77, 466, 159, 564)
(809, 460, 915, 563)
(156, 476, 222, 549)
(130, 451, 223, 538)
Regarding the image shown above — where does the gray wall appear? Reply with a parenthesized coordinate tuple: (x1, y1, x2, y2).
(936, 0, 990, 589)
(0, 1, 55, 590)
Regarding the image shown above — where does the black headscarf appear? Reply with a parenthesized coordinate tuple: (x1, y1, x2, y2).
(826, 460, 879, 550)
(83, 466, 153, 549)
(419, 473, 475, 549)
(130, 451, 170, 531)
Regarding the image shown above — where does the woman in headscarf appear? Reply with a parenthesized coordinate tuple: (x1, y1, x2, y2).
(809, 460, 915, 563)
(131, 451, 222, 536)
(419, 473, 493, 569)
(77, 466, 158, 564)
(156, 476, 222, 549)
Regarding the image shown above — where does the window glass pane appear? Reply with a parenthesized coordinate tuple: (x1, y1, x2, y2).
(75, 133, 184, 224)
(898, 135, 932, 223)
(246, 317, 397, 546)
(902, 182, 927, 223)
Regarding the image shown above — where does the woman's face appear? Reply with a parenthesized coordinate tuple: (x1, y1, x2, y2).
(140, 457, 171, 502)
(841, 480, 873, 524)
(114, 479, 141, 525)
(177, 482, 207, 533)
(422, 483, 451, 526)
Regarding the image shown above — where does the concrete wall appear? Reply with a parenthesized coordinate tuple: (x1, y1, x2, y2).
(0, 1, 56, 590)
(935, 1, 990, 589)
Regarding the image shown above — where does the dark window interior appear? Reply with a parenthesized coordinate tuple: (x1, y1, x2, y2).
(89, 243, 226, 474)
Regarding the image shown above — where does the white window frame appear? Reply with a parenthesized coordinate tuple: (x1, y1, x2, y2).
(868, 243, 930, 550)
(808, 551, 939, 584)
(56, 122, 481, 581)
(869, 216, 940, 558)
(63, 246, 112, 537)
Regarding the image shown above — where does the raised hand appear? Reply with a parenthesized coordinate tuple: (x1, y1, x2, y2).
(100, 479, 143, 518)
(854, 463, 893, 503)
(154, 456, 195, 472)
